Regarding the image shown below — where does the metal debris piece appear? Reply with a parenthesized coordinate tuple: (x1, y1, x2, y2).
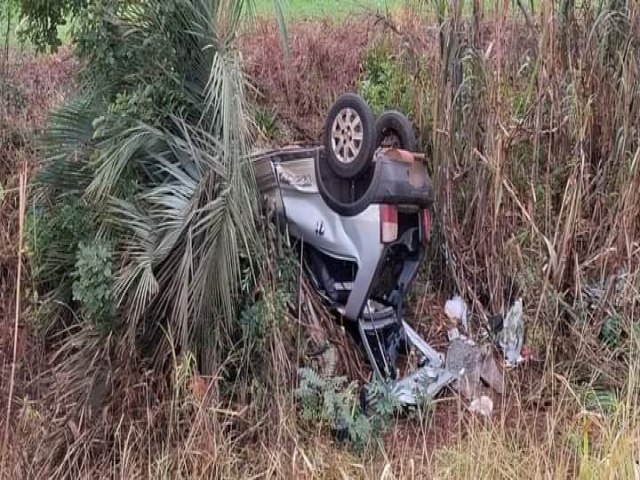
(446, 338, 484, 399)
(480, 345, 504, 394)
(403, 321, 444, 369)
(448, 326, 461, 341)
(469, 396, 494, 417)
(392, 365, 455, 405)
(445, 338, 504, 398)
(499, 298, 524, 367)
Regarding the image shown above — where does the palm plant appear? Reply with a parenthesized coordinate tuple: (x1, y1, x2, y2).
(33, 0, 285, 371)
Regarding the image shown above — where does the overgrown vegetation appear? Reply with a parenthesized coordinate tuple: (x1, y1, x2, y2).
(2, 0, 640, 478)
(358, 42, 415, 116)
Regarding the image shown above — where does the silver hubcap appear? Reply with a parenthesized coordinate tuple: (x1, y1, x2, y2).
(330, 108, 364, 164)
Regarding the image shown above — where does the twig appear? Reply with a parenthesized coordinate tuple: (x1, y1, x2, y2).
(2, 0, 11, 95)
(3, 161, 26, 452)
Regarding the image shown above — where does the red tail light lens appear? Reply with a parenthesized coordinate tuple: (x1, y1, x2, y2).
(422, 209, 432, 242)
(380, 204, 398, 243)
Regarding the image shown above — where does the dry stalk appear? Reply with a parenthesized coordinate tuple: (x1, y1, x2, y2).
(1, 1, 10, 88)
(2, 161, 26, 452)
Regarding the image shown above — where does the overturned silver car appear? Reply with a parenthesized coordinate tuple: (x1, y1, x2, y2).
(254, 94, 454, 405)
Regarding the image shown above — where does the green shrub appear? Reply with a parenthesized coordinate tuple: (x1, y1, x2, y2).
(239, 289, 287, 349)
(25, 197, 95, 293)
(255, 108, 279, 141)
(358, 44, 414, 117)
(72, 240, 116, 331)
(295, 365, 401, 452)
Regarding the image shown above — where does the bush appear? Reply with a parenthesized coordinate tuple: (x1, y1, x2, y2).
(295, 362, 402, 452)
(72, 240, 116, 332)
(25, 198, 95, 292)
(358, 43, 414, 117)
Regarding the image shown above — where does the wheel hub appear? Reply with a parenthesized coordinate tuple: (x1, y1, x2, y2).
(330, 107, 364, 164)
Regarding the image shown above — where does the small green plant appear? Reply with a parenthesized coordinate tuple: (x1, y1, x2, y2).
(295, 365, 401, 452)
(255, 108, 279, 140)
(239, 289, 287, 348)
(239, 247, 295, 346)
(581, 387, 618, 415)
(296, 367, 352, 424)
(72, 239, 116, 331)
(358, 44, 414, 117)
(25, 198, 95, 291)
(599, 314, 621, 350)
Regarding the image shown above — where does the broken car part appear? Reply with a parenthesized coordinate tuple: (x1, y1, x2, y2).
(445, 338, 504, 398)
(499, 298, 524, 367)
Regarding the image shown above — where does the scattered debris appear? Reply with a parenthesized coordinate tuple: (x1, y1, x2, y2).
(392, 366, 455, 405)
(469, 395, 494, 417)
(480, 347, 504, 394)
(580, 267, 628, 310)
(445, 338, 503, 399)
(444, 295, 468, 333)
(498, 298, 524, 367)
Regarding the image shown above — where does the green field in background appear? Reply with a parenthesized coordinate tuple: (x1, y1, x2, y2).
(254, 0, 400, 20)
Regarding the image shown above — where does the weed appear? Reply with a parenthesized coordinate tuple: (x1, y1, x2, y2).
(72, 239, 116, 332)
(599, 314, 621, 350)
(25, 198, 95, 292)
(295, 363, 403, 453)
(239, 289, 287, 349)
(358, 42, 414, 117)
(255, 107, 279, 140)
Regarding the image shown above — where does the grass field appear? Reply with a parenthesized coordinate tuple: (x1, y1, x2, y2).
(255, 0, 400, 19)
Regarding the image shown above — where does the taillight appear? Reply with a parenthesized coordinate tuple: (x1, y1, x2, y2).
(422, 209, 432, 242)
(379, 204, 398, 243)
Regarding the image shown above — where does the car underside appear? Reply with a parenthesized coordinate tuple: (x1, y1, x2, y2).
(253, 94, 455, 405)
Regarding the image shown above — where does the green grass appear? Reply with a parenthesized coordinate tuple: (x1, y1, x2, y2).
(255, 0, 400, 20)
(252, 0, 598, 22)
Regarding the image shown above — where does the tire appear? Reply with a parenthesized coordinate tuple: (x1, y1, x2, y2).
(323, 93, 376, 179)
(315, 147, 380, 217)
(375, 110, 417, 152)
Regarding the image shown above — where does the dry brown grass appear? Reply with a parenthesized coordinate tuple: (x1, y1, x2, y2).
(0, 48, 76, 476)
(242, 18, 382, 141)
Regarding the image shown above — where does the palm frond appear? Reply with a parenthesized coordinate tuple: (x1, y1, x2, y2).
(35, 0, 287, 371)
(35, 96, 102, 199)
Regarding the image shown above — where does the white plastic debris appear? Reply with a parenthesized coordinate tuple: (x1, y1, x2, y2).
(445, 295, 468, 333)
(469, 396, 494, 417)
(499, 298, 524, 367)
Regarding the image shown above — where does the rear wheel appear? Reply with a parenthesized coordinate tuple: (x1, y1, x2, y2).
(375, 110, 417, 152)
(323, 93, 376, 179)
